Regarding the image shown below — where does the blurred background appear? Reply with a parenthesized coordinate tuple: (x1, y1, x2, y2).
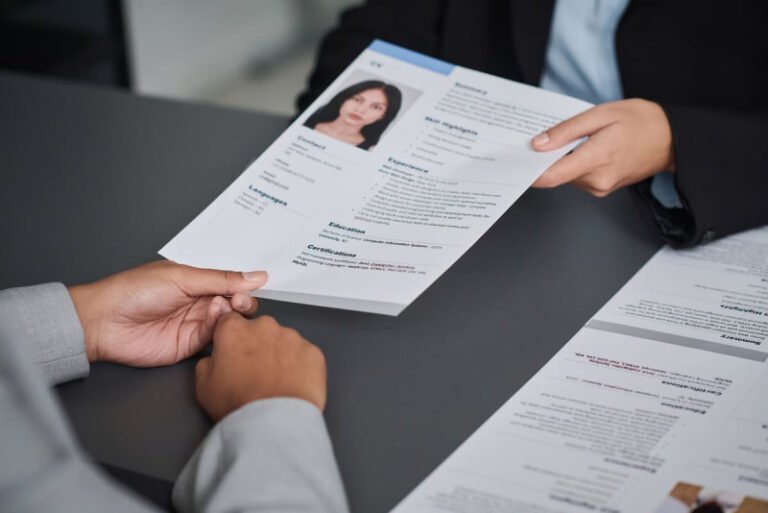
(0, 0, 359, 115)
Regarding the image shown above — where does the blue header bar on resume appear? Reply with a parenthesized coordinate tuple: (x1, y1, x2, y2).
(369, 39, 455, 76)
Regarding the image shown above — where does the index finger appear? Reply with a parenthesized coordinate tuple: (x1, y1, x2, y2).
(531, 137, 603, 188)
(532, 105, 616, 151)
(230, 292, 259, 317)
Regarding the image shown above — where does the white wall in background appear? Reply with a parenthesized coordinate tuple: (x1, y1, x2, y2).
(125, 0, 303, 98)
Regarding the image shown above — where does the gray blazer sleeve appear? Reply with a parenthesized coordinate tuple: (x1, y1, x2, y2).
(0, 285, 160, 513)
(173, 397, 349, 513)
(0, 283, 90, 384)
(0, 284, 348, 512)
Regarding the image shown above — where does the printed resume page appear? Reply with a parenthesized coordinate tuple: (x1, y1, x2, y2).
(392, 226, 768, 513)
(160, 40, 591, 315)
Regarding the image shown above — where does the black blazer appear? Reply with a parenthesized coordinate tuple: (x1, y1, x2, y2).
(297, 0, 768, 247)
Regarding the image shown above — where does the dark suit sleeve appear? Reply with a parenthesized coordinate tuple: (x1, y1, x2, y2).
(631, 104, 768, 248)
(296, 0, 446, 112)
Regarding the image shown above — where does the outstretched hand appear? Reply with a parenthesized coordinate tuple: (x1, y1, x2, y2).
(68, 261, 267, 367)
(531, 98, 675, 196)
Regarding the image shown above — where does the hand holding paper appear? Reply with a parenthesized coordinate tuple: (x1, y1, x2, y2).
(532, 98, 675, 196)
(69, 261, 265, 366)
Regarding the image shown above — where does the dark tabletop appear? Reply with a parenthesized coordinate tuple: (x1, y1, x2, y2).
(0, 71, 661, 513)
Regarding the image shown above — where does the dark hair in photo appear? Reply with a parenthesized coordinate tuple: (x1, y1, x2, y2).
(691, 504, 725, 513)
(304, 80, 403, 150)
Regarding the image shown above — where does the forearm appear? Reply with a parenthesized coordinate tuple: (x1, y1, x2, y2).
(173, 398, 348, 513)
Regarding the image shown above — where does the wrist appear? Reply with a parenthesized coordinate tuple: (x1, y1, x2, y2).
(216, 397, 324, 429)
(68, 283, 103, 362)
(648, 100, 676, 173)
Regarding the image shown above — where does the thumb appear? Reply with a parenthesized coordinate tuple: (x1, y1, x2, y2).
(174, 265, 268, 297)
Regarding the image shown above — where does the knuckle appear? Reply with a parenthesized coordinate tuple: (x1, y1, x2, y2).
(591, 188, 611, 198)
(307, 344, 326, 365)
(222, 269, 239, 285)
(592, 175, 617, 194)
(283, 326, 301, 340)
(215, 312, 242, 334)
(588, 182, 613, 197)
(256, 315, 279, 330)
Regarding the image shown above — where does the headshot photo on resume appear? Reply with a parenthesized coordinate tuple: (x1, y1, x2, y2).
(303, 78, 404, 151)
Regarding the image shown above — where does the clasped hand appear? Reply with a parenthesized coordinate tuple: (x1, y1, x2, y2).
(531, 98, 676, 196)
(68, 261, 327, 419)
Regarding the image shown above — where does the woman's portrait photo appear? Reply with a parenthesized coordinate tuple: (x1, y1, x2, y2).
(304, 72, 419, 151)
(654, 483, 767, 513)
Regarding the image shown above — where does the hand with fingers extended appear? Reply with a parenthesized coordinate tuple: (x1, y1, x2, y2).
(531, 98, 676, 197)
(68, 261, 266, 366)
(195, 313, 327, 421)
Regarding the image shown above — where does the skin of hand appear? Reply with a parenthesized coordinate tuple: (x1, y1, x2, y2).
(68, 260, 266, 366)
(531, 98, 676, 197)
(195, 313, 327, 420)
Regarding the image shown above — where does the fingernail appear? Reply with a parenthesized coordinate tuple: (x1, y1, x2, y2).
(242, 271, 267, 283)
(211, 296, 224, 314)
(234, 295, 249, 309)
(532, 132, 550, 147)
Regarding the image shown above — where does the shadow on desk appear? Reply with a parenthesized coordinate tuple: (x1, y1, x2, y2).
(102, 463, 174, 512)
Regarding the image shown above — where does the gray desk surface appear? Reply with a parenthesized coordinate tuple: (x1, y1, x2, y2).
(0, 71, 661, 512)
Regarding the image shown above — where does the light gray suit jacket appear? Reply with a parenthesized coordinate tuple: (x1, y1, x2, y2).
(0, 283, 349, 513)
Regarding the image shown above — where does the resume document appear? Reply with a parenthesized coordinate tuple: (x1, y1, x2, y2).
(160, 40, 591, 315)
(392, 226, 768, 512)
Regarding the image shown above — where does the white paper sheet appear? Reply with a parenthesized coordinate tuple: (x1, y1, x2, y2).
(392, 226, 768, 513)
(160, 40, 591, 315)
